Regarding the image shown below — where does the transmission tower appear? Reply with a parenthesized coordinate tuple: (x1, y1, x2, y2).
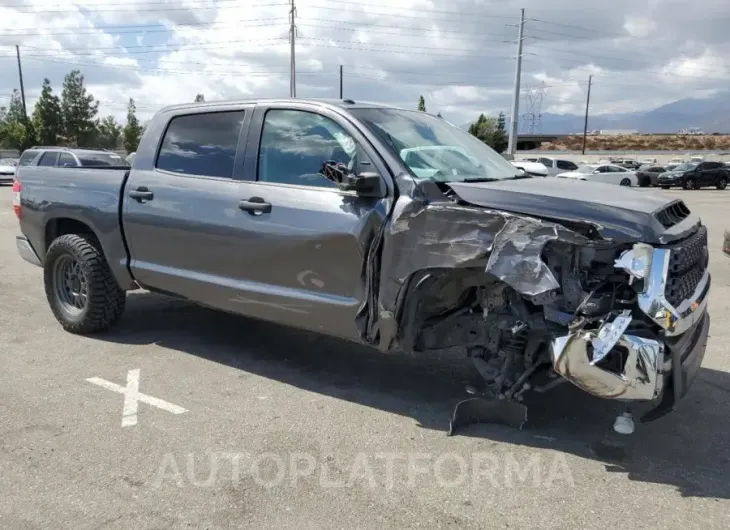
(520, 82, 547, 134)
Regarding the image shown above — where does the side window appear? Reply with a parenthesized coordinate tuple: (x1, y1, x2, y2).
(38, 152, 59, 167)
(556, 160, 578, 171)
(609, 165, 626, 172)
(538, 157, 553, 167)
(58, 153, 76, 167)
(258, 109, 358, 188)
(18, 150, 38, 166)
(157, 111, 245, 178)
(705, 162, 721, 169)
(597, 166, 610, 173)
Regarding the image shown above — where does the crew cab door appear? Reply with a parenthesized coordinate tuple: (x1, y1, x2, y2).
(229, 102, 391, 340)
(122, 106, 254, 304)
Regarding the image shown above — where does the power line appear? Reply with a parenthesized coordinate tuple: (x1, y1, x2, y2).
(3, 1, 287, 14)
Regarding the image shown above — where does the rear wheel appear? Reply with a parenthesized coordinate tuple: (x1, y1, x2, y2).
(44, 233, 126, 334)
(620, 178, 631, 186)
(717, 178, 727, 190)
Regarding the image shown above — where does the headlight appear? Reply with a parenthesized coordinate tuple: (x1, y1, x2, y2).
(615, 243, 654, 283)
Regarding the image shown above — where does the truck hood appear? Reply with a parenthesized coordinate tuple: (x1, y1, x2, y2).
(447, 177, 696, 244)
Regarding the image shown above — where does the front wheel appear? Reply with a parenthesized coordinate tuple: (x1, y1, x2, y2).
(683, 178, 696, 190)
(44, 233, 126, 334)
(660, 185, 671, 189)
(620, 178, 631, 186)
(717, 178, 727, 190)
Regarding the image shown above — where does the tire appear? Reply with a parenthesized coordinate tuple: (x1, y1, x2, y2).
(717, 178, 727, 190)
(43, 233, 126, 334)
(683, 178, 697, 190)
(620, 178, 631, 186)
(660, 185, 671, 190)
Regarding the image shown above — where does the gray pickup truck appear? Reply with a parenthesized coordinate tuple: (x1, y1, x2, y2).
(13, 99, 711, 432)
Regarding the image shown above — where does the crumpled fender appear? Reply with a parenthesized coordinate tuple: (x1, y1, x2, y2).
(356, 175, 593, 352)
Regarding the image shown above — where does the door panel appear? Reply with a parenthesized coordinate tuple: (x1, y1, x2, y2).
(230, 182, 387, 339)
(226, 104, 391, 340)
(122, 108, 253, 309)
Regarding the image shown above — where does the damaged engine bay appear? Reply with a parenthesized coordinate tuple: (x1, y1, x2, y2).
(357, 176, 711, 436)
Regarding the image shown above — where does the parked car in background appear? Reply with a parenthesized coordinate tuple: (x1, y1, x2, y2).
(616, 158, 641, 170)
(17, 147, 130, 168)
(636, 165, 667, 187)
(556, 164, 638, 186)
(657, 161, 730, 190)
(511, 159, 548, 176)
(665, 163, 680, 172)
(0, 157, 18, 184)
(640, 157, 657, 165)
(669, 157, 685, 165)
(126, 152, 136, 165)
(532, 156, 579, 176)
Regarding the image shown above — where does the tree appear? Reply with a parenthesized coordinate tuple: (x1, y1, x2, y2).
(0, 89, 35, 150)
(61, 69, 99, 146)
(123, 98, 143, 153)
(97, 115, 122, 149)
(468, 113, 508, 153)
(493, 111, 508, 153)
(32, 78, 63, 146)
(194, 94, 205, 102)
(417, 95, 426, 112)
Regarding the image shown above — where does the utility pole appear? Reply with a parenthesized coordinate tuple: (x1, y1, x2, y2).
(289, 0, 297, 98)
(507, 8, 525, 155)
(15, 45, 27, 120)
(582, 75, 593, 155)
(339, 65, 343, 99)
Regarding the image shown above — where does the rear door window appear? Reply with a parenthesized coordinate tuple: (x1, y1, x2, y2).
(18, 150, 39, 166)
(58, 153, 77, 167)
(38, 152, 59, 167)
(156, 111, 245, 178)
(556, 160, 578, 171)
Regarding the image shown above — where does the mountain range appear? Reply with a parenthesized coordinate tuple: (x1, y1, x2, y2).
(464, 90, 730, 134)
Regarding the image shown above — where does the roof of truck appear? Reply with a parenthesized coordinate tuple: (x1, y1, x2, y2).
(158, 98, 401, 114)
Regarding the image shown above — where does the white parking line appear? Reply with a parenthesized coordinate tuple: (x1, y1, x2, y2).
(86, 369, 187, 427)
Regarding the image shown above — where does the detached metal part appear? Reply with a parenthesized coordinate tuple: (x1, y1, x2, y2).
(550, 331, 664, 400)
(616, 241, 710, 337)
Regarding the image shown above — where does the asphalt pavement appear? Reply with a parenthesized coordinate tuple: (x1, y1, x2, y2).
(1, 184, 730, 529)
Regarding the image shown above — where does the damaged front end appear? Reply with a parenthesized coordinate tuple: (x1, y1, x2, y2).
(357, 176, 711, 434)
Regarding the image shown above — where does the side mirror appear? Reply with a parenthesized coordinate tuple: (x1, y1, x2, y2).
(321, 161, 383, 197)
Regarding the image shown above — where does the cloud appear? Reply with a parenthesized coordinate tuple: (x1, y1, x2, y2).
(1, 0, 729, 129)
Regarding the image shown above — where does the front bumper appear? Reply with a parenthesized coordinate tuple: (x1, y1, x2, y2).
(16, 236, 42, 267)
(0, 173, 14, 183)
(549, 237, 710, 420)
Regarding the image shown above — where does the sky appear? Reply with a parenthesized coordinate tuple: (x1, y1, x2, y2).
(0, 0, 729, 128)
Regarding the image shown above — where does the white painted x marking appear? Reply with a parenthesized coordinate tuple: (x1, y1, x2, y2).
(86, 369, 187, 427)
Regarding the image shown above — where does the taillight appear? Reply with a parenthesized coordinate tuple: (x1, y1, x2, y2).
(12, 178, 21, 219)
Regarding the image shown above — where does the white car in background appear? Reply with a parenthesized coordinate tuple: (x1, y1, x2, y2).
(0, 157, 18, 184)
(511, 159, 548, 176)
(556, 163, 639, 187)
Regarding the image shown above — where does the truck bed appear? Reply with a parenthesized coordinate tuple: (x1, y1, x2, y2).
(15, 165, 136, 290)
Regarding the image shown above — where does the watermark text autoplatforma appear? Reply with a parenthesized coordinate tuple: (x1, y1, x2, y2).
(152, 450, 574, 490)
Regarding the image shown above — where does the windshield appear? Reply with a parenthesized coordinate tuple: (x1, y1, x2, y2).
(78, 153, 130, 167)
(576, 165, 597, 173)
(350, 108, 519, 182)
(674, 162, 698, 171)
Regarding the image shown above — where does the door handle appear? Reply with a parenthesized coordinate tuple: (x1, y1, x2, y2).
(239, 197, 272, 215)
(128, 187, 154, 201)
